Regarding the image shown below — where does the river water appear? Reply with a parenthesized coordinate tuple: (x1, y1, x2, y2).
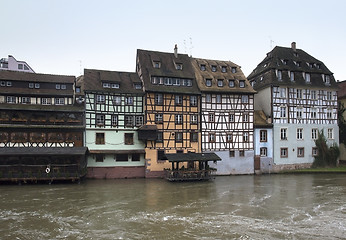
(0, 174, 345, 240)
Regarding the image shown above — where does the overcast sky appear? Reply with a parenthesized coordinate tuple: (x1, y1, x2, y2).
(2, 0, 346, 80)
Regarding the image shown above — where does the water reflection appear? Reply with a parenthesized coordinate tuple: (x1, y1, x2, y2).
(0, 174, 345, 239)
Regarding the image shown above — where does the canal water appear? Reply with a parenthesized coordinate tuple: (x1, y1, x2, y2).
(0, 174, 345, 240)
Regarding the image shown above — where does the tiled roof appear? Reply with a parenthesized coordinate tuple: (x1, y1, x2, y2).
(136, 49, 200, 94)
(82, 69, 144, 94)
(0, 70, 74, 83)
(165, 152, 221, 162)
(248, 45, 338, 91)
(192, 57, 256, 94)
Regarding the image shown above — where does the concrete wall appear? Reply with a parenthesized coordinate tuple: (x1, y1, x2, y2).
(209, 150, 254, 175)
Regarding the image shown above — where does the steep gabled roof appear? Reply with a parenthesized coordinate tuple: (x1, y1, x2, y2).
(82, 69, 144, 95)
(191, 57, 256, 94)
(248, 44, 338, 90)
(136, 49, 200, 94)
(338, 80, 346, 100)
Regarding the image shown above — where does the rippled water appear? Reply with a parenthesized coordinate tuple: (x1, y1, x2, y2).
(0, 174, 345, 239)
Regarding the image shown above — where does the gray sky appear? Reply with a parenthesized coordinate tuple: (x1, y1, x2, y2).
(2, 0, 346, 80)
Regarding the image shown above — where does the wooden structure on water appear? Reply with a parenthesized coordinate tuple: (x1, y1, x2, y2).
(164, 152, 221, 181)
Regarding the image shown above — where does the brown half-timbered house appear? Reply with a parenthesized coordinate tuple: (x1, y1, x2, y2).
(0, 71, 87, 182)
(136, 47, 201, 178)
(191, 58, 256, 175)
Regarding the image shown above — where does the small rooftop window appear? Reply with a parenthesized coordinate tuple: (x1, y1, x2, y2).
(134, 83, 142, 89)
(217, 79, 224, 87)
(282, 59, 288, 65)
(206, 79, 212, 87)
(111, 83, 120, 89)
(211, 65, 217, 72)
(175, 63, 183, 70)
(239, 80, 245, 88)
(200, 64, 206, 71)
(231, 67, 237, 73)
(103, 82, 111, 88)
(221, 66, 227, 73)
(153, 61, 161, 69)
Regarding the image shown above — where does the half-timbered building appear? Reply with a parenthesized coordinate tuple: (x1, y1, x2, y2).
(136, 47, 201, 178)
(82, 69, 146, 178)
(0, 70, 87, 182)
(191, 58, 256, 175)
(248, 42, 339, 170)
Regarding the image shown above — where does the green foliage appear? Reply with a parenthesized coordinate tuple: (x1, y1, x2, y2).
(313, 130, 340, 168)
(338, 102, 346, 145)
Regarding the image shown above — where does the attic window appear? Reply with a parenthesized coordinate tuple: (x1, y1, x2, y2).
(308, 63, 314, 68)
(134, 83, 142, 89)
(263, 63, 267, 67)
(282, 59, 288, 65)
(153, 61, 161, 69)
(206, 79, 212, 87)
(260, 76, 263, 81)
(76, 87, 81, 93)
(111, 83, 120, 89)
(295, 61, 301, 67)
(229, 80, 235, 88)
(316, 63, 321, 69)
(200, 64, 206, 71)
(175, 63, 183, 70)
(231, 67, 237, 73)
(221, 66, 227, 73)
(325, 75, 330, 85)
(217, 79, 224, 87)
(239, 80, 245, 88)
(293, 52, 298, 57)
(103, 83, 111, 88)
(211, 65, 217, 72)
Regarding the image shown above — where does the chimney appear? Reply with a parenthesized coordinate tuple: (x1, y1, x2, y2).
(174, 44, 178, 58)
(291, 42, 296, 51)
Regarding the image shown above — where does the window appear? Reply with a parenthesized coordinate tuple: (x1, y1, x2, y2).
(229, 151, 235, 157)
(18, 64, 23, 69)
(95, 133, 105, 144)
(132, 153, 140, 162)
(221, 66, 227, 73)
(297, 108, 303, 119)
(229, 80, 235, 87)
(125, 115, 134, 127)
(155, 114, 163, 124)
(190, 114, 198, 124)
(1, 81, 6, 86)
(190, 132, 198, 142)
(239, 80, 245, 88)
(56, 84, 61, 89)
(111, 115, 118, 126)
(211, 65, 217, 72)
(327, 91, 332, 100)
(96, 114, 105, 126)
(305, 73, 311, 83)
(239, 150, 245, 157)
(155, 93, 163, 105)
(216, 94, 222, 103)
(217, 79, 224, 87)
(277, 70, 282, 80)
(96, 95, 105, 104)
(95, 154, 104, 162)
(311, 129, 318, 140)
(297, 128, 303, 140)
(55, 98, 65, 105)
(134, 83, 142, 89)
(297, 147, 304, 157)
(311, 91, 316, 100)
(209, 133, 216, 142)
(151, 77, 158, 84)
(175, 114, 183, 124)
(206, 79, 212, 87)
(229, 114, 235, 122)
(172, 78, 180, 86)
(200, 64, 206, 71)
(242, 95, 249, 103)
(325, 75, 330, 84)
(206, 94, 211, 103)
(243, 113, 249, 122)
(280, 128, 287, 140)
(311, 108, 317, 119)
(153, 61, 160, 68)
(175, 132, 183, 143)
(280, 106, 286, 118)
(260, 147, 267, 157)
(282, 59, 288, 65)
(312, 147, 318, 156)
(116, 154, 128, 162)
(41, 98, 51, 105)
(35, 83, 40, 89)
(22, 97, 31, 104)
(280, 148, 288, 158)
(175, 95, 182, 106)
(209, 113, 215, 122)
(231, 67, 237, 73)
(125, 133, 134, 145)
(175, 63, 182, 70)
(226, 133, 233, 143)
(76, 87, 81, 93)
(290, 72, 295, 81)
(297, 89, 302, 99)
(280, 88, 286, 98)
(327, 128, 333, 139)
(61, 84, 66, 90)
(327, 109, 332, 119)
(6, 96, 16, 103)
(113, 96, 121, 105)
(158, 150, 167, 161)
(164, 78, 173, 85)
(103, 82, 111, 88)
(156, 132, 163, 143)
(190, 95, 197, 106)
(125, 96, 133, 105)
(6, 81, 12, 87)
(260, 130, 267, 142)
(136, 116, 143, 126)
(243, 132, 249, 142)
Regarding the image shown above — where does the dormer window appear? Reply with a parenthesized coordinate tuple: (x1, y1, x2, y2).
(282, 59, 288, 65)
(76, 87, 81, 93)
(153, 61, 161, 69)
(231, 67, 237, 73)
(277, 70, 282, 80)
(305, 73, 311, 83)
(229, 80, 235, 88)
(211, 65, 217, 72)
(316, 63, 321, 69)
(325, 75, 330, 85)
(29, 83, 34, 88)
(293, 52, 298, 57)
(111, 83, 120, 89)
(217, 79, 224, 87)
(35, 83, 40, 89)
(103, 82, 111, 88)
(239, 80, 245, 88)
(206, 79, 212, 87)
(134, 83, 142, 89)
(308, 62, 314, 68)
(290, 72, 295, 82)
(221, 66, 227, 73)
(200, 64, 206, 71)
(175, 63, 183, 70)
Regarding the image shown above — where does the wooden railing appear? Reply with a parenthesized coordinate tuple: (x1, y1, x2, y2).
(165, 169, 216, 181)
